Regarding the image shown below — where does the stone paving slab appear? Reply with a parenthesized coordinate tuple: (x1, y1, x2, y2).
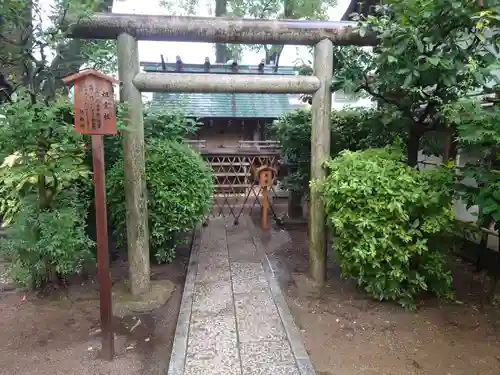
(231, 262, 268, 294)
(187, 311, 238, 361)
(192, 280, 233, 314)
(167, 217, 316, 375)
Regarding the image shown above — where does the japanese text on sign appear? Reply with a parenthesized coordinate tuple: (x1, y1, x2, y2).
(79, 85, 113, 130)
(63, 70, 118, 135)
(74, 77, 116, 135)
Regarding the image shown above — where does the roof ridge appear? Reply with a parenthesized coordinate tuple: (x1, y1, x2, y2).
(140, 61, 299, 68)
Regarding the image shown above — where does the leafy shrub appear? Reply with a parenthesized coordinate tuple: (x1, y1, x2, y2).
(314, 148, 455, 309)
(0, 92, 94, 287)
(268, 110, 312, 195)
(269, 108, 406, 196)
(0, 190, 94, 288)
(107, 140, 213, 263)
(103, 107, 199, 169)
(0, 144, 91, 226)
(142, 108, 199, 141)
(443, 98, 500, 232)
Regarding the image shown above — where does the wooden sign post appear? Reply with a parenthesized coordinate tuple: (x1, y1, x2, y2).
(62, 69, 119, 361)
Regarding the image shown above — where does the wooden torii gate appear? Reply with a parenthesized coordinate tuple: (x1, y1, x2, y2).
(69, 13, 376, 295)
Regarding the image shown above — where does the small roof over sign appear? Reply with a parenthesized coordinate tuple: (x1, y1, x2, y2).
(62, 69, 120, 85)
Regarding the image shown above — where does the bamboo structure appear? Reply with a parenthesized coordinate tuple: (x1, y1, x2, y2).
(71, 13, 373, 289)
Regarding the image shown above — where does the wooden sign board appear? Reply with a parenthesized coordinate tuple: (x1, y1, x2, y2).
(62, 69, 119, 361)
(62, 70, 119, 135)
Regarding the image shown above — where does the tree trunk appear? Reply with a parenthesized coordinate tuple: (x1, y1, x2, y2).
(0, 0, 114, 99)
(265, 47, 273, 65)
(41, 0, 114, 98)
(449, 131, 458, 163)
(406, 126, 421, 167)
(442, 129, 457, 164)
(215, 0, 229, 63)
(0, 1, 32, 87)
(263, 0, 293, 68)
(288, 190, 303, 219)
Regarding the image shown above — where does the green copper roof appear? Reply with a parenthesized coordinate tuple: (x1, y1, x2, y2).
(143, 62, 298, 119)
(149, 92, 295, 118)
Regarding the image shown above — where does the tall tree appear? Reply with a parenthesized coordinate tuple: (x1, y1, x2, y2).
(0, 0, 115, 100)
(333, 0, 500, 166)
(230, 0, 337, 66)
(161, 0, 337, 66)
(215, 0, 230, 62)
(0, 0, 32, 90)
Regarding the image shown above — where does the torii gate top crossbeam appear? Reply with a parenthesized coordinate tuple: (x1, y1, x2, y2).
(69, 13, 377, 46)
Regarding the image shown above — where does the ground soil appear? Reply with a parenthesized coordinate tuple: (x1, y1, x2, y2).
(257, 220, 500, 375)
(0, 237, 190, 375)
(2, 213, 500, 375)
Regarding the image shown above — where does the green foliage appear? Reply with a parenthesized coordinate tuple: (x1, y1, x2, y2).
(347, 0, 499, 108)
(103, 107, 199, 169)
(233, 0, 339, 61)
(333, 0, 500, 164)
(0, 190, 94, 288)
(469, 173, 500, 231)
(229, 0, 337, 19)
(160, 0, 337, 62)
(444, 98, 500, 152)
(0, 91, 94, 287)
(330, 108, 407, 154)
(0, 0, 116, 99)
(269, 107, 406, 195)
(107, 140, 213, 263)
(0, 0, 115, 289)
(442, 98, 500, 231)
(0, 145, 90, 225)
(315, 148, 455, 308)
(142, 108, 199, 141)
(269, 109, 311, 194)
(0, 92, 91, 223)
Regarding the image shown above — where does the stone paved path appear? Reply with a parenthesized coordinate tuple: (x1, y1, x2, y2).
(168, 216, 315, 375)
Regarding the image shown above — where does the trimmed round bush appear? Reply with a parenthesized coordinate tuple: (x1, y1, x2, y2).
(107, 140, 213, 263)
(314, 147, 455, 309)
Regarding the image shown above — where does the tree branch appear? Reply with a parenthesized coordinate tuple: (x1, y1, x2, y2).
(258, 0, 275, 18)
(359, 72, 415, 119)
(40, 0, 114, 97)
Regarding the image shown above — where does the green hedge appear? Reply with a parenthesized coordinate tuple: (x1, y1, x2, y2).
(0, 93, 94, 288)
(314, 148, 455, 309)
(269, 107, 407, 196)
(107, 140, 213, 263)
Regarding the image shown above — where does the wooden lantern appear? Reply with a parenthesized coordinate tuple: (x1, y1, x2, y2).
(62, 69, 120, 135)
(256, 165, 276, 231)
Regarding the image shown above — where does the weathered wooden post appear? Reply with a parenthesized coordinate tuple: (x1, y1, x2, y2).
(309, 39, 334, 285)
(62, 69, 119, 361)
(116, 33, 151, 296)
